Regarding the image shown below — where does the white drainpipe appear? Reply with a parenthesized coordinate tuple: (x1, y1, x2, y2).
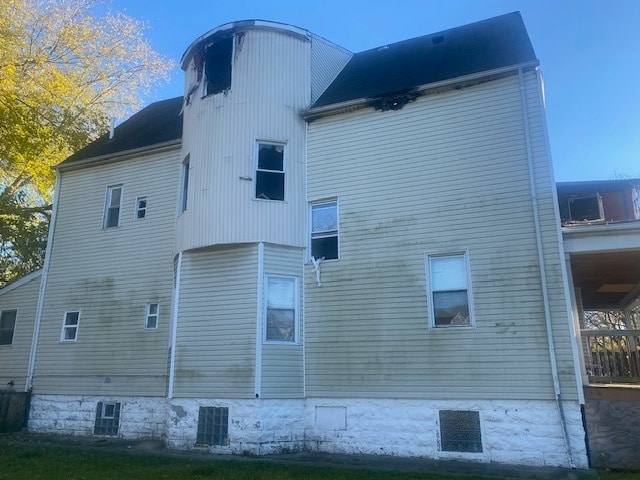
(26, 173, 61, 391)
(519, 67, 576, 468)
(167, 251, 182, 399)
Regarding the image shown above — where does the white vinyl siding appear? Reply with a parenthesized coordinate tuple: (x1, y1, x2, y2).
(173, 245, 258, 398)
(0, 271, 42, 391)
(305, 71, 578, 401)
(33, 148, 179, 396)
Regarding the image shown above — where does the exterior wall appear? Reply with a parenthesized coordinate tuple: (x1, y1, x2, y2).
(32, 148, 180, 396)
(176, 28, 310, 251)
(173, 245, 258, 398)
(305, 71, 579, 401)
(304, 398, 588, 468)
(261, 244, 304, 399)
(0, 271, 41, 391)
(29, 394, 166, 439)
(167, 398, 305, 454)
(310, 34, 352, 104)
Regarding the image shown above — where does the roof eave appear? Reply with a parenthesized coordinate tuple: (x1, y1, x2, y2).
(303, 60, 540, 122)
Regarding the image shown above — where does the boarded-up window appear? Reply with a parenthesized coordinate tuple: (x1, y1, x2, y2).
(0, 310, 17, 345)
(427, 253, 472, 327)
(439, 410, 482, 453)
(311, 201, 338, 260)
(196, 406, 228, 446)
(204, 36, 233, 96)
(255, 143, 285, 201)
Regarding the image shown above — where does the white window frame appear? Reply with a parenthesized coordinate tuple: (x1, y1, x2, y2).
(61, 311, 81, 342)
(145, 303, 159, 330)
(102, 402, 116, 419)
(135, 196, 147, 219)
(103, 185, 123, 229)
(180, 155, 190, 214)
(309, 199, 339, 261)
(426, 251, 475, 328)
(0, 309, 17, 346)
(254, 141, 286, 202)
(264, 275, 298, 344)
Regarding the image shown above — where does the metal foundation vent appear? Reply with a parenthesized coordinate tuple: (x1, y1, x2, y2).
(196, 406, 229, 446)
(94, 402, 121, 436)
(439, 409, 482, 453)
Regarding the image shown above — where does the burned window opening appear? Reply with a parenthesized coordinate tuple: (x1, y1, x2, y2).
(204, 36, 233, 96)
(255, 143, 285, 201)
(568, 195, 604, 222)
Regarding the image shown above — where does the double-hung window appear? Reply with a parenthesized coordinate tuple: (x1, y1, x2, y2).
(145, 303, 159, 330)
(255, 142, 285, 201)
(136, 197, 147, 219)
(104, 185, 123, 228)
(0, 310, 17, 345)
(265, 276, 297, 343)
(61, 311, 80, 341)
(180, 155, 190, 213)
(310, 201, 339, 261)
(427, 253, 473, 327)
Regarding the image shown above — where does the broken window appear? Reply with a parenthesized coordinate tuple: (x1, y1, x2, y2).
(439, 410, 482, 453)
(204, 36, 233, 96)
(0, 310, 17, 345)
(94, 402, 121, 436)
(568, 195, 604, 222)
(104, 185, 122, 228)
(311, 201, 339, 261)
(427, 253, 472, 327)
(255, 143, 285, 201)
(196, 406, 229, 446)
(180, 155, 190, 214)
(265, 276, 297, 343)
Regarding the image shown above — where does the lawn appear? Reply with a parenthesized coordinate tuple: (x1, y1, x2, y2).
(1, 438, 639, 480)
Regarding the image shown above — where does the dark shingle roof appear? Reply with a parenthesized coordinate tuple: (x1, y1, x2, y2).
(313, 12, 536, 108)
(61, 96, 183, 165)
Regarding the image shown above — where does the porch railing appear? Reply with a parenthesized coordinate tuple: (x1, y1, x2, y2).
(581, 329, 640, 384)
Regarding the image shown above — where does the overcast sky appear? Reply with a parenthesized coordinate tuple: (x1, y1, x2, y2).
(107, 0, 640, 182)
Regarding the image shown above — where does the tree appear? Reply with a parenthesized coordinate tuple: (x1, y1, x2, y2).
(0, 0, 173, 287)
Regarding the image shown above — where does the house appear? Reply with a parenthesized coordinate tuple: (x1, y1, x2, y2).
(0, 13, 592, 468)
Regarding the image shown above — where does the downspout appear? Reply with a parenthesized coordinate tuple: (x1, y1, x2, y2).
(26, 173, 61, 391)
(519, 67, 576, 468)
(255, 242, 264, 398)
(167, 251, 182, 399)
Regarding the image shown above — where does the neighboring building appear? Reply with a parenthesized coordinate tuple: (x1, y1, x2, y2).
(0, 13, 594, 468)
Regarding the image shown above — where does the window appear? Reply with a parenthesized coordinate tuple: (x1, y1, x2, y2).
(94, 402, 121, 436)
(427, 253, 472, 327)
(255, 143, 285, 201)
(203, 36, 233, 96)
(104, 185, 122, 228)
(136, 197, 147, 219)
(0, 310, 17, 345)
(568, 195, 604, 222)
(196, 406, 229, 446)
(265, 276, 297, 343)
(145, 303, 159, 329)
(439, 410, 482, 453)
(180, 155, 190, 213)
(310, 201, 339, 260)
(61, 311, 80, 342)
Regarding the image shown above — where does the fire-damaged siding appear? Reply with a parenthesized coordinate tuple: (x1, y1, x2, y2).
(31, 148, 180, 396)
(0, 271, 42, 391)
(173, 245, 258, 398)
(305, 71, 579, 401)
(261, 244, 304, 399)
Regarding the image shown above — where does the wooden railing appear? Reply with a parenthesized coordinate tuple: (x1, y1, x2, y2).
(582, 329, 640, 384)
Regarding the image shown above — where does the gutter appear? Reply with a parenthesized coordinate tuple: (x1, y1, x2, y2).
(304, 61, 540, 121)
(26, 174, 61, 391)
(519, 67, 576, 468)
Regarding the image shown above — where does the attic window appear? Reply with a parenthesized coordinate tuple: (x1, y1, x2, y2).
(204, 36, 233, 96)
(432, 35, 444, 44)
(568, 195, 604, 222)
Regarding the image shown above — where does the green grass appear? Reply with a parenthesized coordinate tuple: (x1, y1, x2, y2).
(1, 439, 639, 480)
